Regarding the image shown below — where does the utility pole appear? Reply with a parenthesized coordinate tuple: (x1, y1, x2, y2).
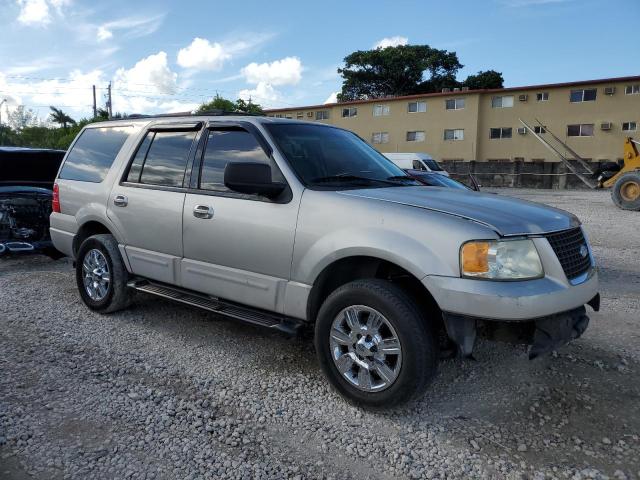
(107, 82, 113, 119)
(92, 85, 97, 118)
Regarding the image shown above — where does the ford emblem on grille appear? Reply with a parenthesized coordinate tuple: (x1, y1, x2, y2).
(579, 244, 589, 258)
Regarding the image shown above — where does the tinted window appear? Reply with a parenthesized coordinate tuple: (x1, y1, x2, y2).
(139, 131, 195, 187)
(265, 124, 416, 189)
(59, 127, 131, 182)
(126, 132, 153, 183)
(200, 129, 273, 191)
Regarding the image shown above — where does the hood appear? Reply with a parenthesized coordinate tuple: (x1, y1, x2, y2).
(340, 186, 579, 236)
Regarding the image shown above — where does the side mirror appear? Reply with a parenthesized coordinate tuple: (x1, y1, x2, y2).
(224, 162, 286, 199)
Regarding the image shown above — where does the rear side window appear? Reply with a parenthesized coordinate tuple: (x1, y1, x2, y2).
(130, 131, 196, 187)
(59, 126, 131, 182)
(199, 129, 276, 191)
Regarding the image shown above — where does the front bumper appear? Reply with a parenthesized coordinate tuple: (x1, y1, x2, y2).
(422, 267, 598, 321)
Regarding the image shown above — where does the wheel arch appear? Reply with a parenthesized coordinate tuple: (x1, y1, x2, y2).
(73, 220, 117, 256)
(306, 255, 441, 324)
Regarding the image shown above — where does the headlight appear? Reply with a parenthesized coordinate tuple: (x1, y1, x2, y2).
(460, 239, 543, 280)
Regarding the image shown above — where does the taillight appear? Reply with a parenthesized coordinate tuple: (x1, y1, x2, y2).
(52, 183, 61, 213)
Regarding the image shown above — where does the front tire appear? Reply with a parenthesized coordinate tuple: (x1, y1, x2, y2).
(314, 279, 438, 408)
(611, 171, 640, 211)
(76, 234, 134, 313)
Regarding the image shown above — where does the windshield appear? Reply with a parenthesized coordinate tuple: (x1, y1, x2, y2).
(265, 123, 419, 189)
(423, 158, 443, 171)
(410, 171, 469, 190)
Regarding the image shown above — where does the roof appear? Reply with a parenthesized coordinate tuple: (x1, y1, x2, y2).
(264, 74, 640, 113)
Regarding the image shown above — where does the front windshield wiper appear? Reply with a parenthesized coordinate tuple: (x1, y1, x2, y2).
(386, 175, 419, 184)
(311, 174, 401, 186)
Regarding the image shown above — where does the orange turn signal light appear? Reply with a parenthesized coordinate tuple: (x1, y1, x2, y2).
(461, 242, 490, 274)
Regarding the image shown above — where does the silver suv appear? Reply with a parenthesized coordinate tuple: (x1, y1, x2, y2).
(51, 115, 600, 407)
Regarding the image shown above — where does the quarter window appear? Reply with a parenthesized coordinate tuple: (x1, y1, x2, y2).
(490, 127, 512, 139)
(59, 126, 131, 183)
(444, 129, 464, 140)
(622, 121, 637, 131)
(342, 107, 358, 118)
(570, 89, 597, 102)
(491, 96, 514, 108)
(406, 131, 425, 142)
(536, 92, 549, 101)
(445, 98, 465, 110)
(408, 101, 427, 113)
(373, 105, 390, 116)
(200, 129, 275, 191)
(371, 132, 389, 144)
(567, 124, 594, 137)
(625, 85, 640, 95)
(138, 131, 196, 187)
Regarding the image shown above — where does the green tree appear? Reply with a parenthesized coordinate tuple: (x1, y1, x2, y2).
(7, 105, 37, 131)
(337, 45, 463, 101)
(235, 98, 264, 115)
(463, 70, 504, 90)
(197, 94, 237, 114)
(49, 106, 77, 130)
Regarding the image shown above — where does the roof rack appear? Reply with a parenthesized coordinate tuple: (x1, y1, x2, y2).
(117, 110, 265, 120)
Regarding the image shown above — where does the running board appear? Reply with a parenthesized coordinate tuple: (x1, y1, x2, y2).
(127, 279, 302, 335)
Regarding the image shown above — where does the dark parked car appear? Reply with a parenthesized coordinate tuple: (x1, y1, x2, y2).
(404, 169, 479, 190)
(0, 147, 65, 256)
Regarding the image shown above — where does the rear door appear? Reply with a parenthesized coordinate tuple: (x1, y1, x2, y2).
(107, 123, 201, 284)
(181, 123, 299, 313)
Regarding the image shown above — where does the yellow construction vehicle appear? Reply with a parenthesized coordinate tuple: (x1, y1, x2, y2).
(520, 119, 640, 211)
(600, 137, 640, 211)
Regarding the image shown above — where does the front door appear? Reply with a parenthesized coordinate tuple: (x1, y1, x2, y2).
(181, 125, 299, 313)
(107, 126, 199, 284)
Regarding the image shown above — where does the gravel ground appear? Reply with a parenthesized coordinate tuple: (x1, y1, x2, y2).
(1, 188, 639, 480)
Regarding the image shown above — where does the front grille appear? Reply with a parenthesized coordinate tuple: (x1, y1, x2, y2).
(545, 227, 592, 280)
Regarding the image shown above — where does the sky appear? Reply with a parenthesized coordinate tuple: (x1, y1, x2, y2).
(0, 0, 638, 122)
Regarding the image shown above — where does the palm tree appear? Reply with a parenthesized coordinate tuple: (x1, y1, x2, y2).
(49, 106, 76, 130)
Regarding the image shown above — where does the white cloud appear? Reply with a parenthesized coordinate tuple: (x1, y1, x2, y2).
(373, 36, 408, 49)
(16, 0, 70, 26)
(96, 14, 164, 42)
(16, 0, 50, 25)
(114, 51, 177, 95)
(241, 57, 302, 86)
(323, 92, 338, 104)
(238, 82, 280, 107)
(177, 37, 231, 71)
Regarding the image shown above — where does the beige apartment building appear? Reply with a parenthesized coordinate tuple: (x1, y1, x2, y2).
(265, 75, 640, 164)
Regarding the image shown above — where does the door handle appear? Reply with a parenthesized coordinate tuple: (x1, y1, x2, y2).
(193, 204, 214, 219)
(113, 194, 128, 207)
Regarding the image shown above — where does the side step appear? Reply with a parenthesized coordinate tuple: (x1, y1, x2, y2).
(127, 279, 302, 336)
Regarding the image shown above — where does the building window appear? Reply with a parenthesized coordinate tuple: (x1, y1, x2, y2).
(570, 88, 597, 102)
(315, 110, 329, 120)
(490, 127, 513, 139)
(373, 104, 390, 116)
(307, 112, 313, 118)
(406, 131, 425, 142)
(536, 92, 549, 101)
(444, 129, 464, 140)
(491, 95, 514, 108)
(371, 132, 389, 144)
(285, 114, 292, 119)
(625, 85, 640, 95)
(274, 114, 283, 118)
(567, 124, 594, 137)
(534, 126, 547, 134)
(342, 107, 358, 118)
(445, 98, 465, 110)
(408, 101, 427, 113)
(622, 121, 637, 132)
(296, 112, 304, 119)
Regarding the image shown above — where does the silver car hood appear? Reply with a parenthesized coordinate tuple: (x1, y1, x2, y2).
(340, 186, 580, 236)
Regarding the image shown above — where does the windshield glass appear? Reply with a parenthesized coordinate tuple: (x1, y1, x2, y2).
(411, 172, 469, 189)
(265, 123, 418, 189)
(423, 158, 443, 171)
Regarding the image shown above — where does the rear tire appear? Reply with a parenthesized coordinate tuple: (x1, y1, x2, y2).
(76, 234, 134, 313)
(611, 171, 640, 211)
(314, 279, 438, 408)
